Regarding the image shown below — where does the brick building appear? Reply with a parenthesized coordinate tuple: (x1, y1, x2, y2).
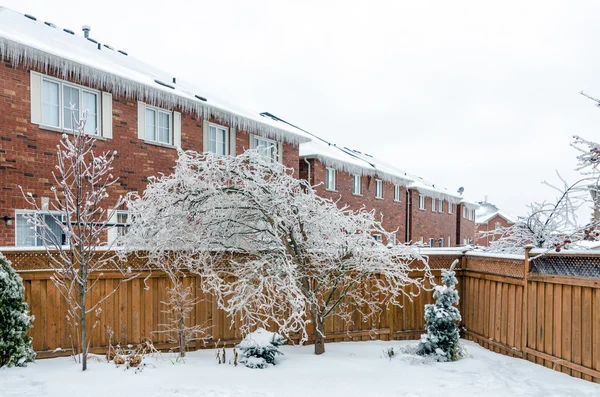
(475, 201, 517, 246)
(0, 7, 477, 247)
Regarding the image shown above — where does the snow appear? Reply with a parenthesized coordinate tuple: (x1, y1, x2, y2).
(237, 328, 283, 350)
(1, 340, 599, 397)
(476, 202, 518, 224)
(0, 7, 311, 146)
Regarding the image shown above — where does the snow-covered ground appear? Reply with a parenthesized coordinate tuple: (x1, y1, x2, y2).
(1, 340, 599, 397)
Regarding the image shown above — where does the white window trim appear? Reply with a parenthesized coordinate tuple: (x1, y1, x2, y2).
(448, 236, 451, 247)
(144, 104, 173, 145)
(438, 199, 443, 212)
(352, 174, 361, 196)
(431, 198, 436, 212)
(462, 206, 467, 219)
(429, 238, 434, 248)
(375, 179, 383, 199)
(418, 194, 425, 210)
(449, 203, 453, 214)
(15, 209, 66, 247)
(325, 168, 336, 191)
(40, 75, 101, 135)
(394, 185, 401, 202)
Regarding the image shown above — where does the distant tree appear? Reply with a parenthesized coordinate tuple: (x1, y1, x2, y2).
(123, 149, 432, 355)
(21, 112, 134, 371)
(0, 253, 35, 367)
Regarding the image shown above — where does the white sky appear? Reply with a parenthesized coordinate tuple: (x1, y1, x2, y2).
(6, 0, 600, 219)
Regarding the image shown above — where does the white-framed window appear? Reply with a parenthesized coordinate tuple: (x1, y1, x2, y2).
(373, 234, 383, 243)
(429, 238, 434, 247)
(449, 203, 453, 214)
(431, 198, 436, 212)
(462, 205, 467, 219)
(352, 174, 361, 195)
(418, 194, 425, 210)
(439, 237, 444, 248)
(41, 76, 100, 134)
(388, 234, 396, 246)
(116, 211, 130, 238)
(15, 210, 66, 247)
(209, 123, 229, 155)
(325, 168, 336, 191)
(495, 222, 501, 231)
(394, 185, 401, 202)
(375, 180, 383, 199)
(468, 209, 474, 221)
(253, 136, 277, 162)
(438, 199, 443, 212)
(145, 105, 172, 144)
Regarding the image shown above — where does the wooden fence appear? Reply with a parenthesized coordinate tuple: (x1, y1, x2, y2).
(4, 248, 600, 383)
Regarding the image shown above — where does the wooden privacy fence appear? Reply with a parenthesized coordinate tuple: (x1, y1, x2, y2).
(4, 248, 600, 384)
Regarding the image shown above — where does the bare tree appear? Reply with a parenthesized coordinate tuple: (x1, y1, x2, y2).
(124, 149, 432, 355)
(21, 112, 134, 370)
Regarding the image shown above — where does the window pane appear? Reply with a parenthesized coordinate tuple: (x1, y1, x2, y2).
(42, 80, 60, 127)
(158, 112, 170, 143)
(42, 214, 64, 246)
(82, 91, 97, 134)
(63, 86, 80, 130)
(218, 128, 227, 155)
(145, 108, 156, 141)
(209, 126, 217, 153)
(16, 214, 36, 246)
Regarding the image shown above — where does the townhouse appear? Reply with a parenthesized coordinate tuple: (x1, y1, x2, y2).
(0, 7, 477, 248)
(475, 200, 517, 246)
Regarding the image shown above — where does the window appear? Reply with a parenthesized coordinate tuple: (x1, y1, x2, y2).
(394, 185, 401, 202)
(438, 199, 443, 212)
(145, 106, 172, 144)
(41, 76, 100, 134)
(375, 180, 383, 199)
(418, 194, 425, 210)
(352, 174, 361, 195)
(448, 236, 451, 247)
(209, 124, 228, 155)
(253, 136, 277, 162)
(429, 238, 434, 247)
(495, 222, 501, 231)
(439, 238, 444, 248)
(325, 168, 336, 191)
(462, 205, 467, 219)
(431, 198, 436, 212)
(373, 234, 383, 243)
(116, 211, 130, 238)
(449, 203, 453, 214)
(468, 209, 474, 221)
(15, 211, 65, 247)
(388, 234, 396, 246)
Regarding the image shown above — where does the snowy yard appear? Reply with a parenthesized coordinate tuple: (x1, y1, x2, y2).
(1, 340, 599, 397)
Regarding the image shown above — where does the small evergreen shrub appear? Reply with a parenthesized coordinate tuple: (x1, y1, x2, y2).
(416, 267, 463, 362)
(0, 253, 35, 367)
(236, 328, 285, 369)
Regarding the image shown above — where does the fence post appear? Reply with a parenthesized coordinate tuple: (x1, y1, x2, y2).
(522, 245, 534, 360)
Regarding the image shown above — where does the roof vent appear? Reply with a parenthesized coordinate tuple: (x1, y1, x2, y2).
(24, 14, 37, 21)
(87, 37, 98, 44)
(172, 77, 177, 84)
(103, 44, 114, 50)
(44, 21, 57, 28)
(97, 43, 101, 50)
(195, 95, 207, 102)
(154, 80, 175, 89)
(82, 25, 91, 38)
(118, 50, 128, 56)
(63, 28, 75, 35)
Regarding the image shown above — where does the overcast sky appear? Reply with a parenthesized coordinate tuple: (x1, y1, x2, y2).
(6, 0, 600, 218)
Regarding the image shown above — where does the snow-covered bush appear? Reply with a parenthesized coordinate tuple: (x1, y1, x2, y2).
(0, 253, 35, 367)
(237, 328, 285, 368)
(416, 263, 462, 362)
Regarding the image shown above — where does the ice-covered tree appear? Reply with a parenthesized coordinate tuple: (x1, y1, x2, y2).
(20, 112, 135, 371)
(417, 260, 462, 362)
(0, 253, 35, 367)
(123, 149, 432, 355)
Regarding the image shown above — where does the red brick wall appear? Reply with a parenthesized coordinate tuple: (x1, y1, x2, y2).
(456, 204, 476, 245)
(301, 159, 407, 244)
(0, 61, 299, 246)
(475, 214, 513, 246)
(407, 190, 457, 246)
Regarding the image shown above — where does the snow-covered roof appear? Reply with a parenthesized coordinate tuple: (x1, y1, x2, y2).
(476, 202, 517, 224)
(0, 7, 310, 145)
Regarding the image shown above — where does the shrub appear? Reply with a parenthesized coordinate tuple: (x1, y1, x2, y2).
(0, 253, 35, 367)
(237, 328, 285, 368)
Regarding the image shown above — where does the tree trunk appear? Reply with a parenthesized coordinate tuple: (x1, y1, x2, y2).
(311, 308, 325, 355)
(80, 286, 87, 371)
